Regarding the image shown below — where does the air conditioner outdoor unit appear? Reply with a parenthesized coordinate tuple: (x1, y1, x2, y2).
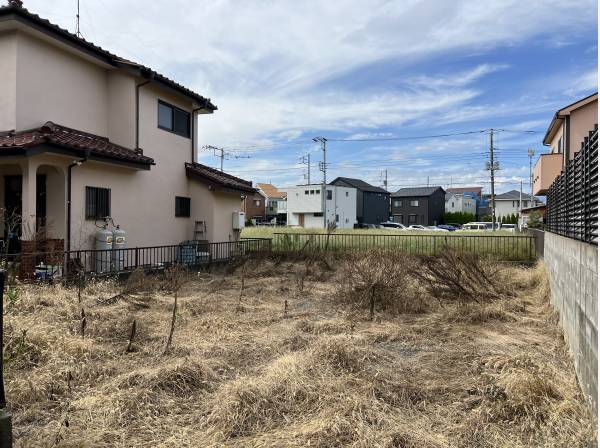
(232, 211, 245, 230)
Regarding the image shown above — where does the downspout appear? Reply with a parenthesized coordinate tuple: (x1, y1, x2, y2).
(135, 80, 151, 149)
(66, 150, 91, 252)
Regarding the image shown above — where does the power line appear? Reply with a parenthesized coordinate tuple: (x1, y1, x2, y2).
(325, 130, 487, 142)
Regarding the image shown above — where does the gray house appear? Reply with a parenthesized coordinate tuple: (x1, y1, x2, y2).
(391, 186, 445, 226)
(329, 177, 390, 225)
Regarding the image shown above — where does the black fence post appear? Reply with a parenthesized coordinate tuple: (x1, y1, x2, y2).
(0, 270, 12, 447)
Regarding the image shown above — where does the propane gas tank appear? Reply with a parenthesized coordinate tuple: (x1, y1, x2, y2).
(112, 225, 127, 272)
(95, 226, 113, 273)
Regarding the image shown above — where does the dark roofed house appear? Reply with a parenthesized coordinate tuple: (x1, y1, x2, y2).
(329, 177, 390, 225)
(390, 186, 445, 226)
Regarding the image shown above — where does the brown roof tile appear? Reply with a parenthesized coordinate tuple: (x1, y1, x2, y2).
(0, 122, 154, 166)
(256, 183, 286, 198)
(0, 3, 216, 111)
(185, 162, 255, 193)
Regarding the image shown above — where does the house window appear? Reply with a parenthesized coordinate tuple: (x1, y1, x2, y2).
(408, 214, 417, 224)
(314, 212, 323, 217)
(316, 189, 320, 194)
(326, 190, 333, 200)
(336, 214, 339, 222)
(393, 200, 402, 208)
(345, 191, 349, 197)
(253, 199, 261, 207)
(175, 196, 191, 217)
(158, 100, 190, 138)
(85, 186, 111, 220)
(410, 200, 419, 207)
(305, 190, 309, 195)
(310, 190, 315, 194)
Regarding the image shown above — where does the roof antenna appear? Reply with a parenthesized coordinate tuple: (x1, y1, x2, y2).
(76, 0, 83, 38)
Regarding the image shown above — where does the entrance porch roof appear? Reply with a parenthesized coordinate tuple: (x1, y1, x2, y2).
(0, 122, 154, 170)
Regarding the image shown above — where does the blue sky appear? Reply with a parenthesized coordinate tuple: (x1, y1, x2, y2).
(25, 0, 598, 194)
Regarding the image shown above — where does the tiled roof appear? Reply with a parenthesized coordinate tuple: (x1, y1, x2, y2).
(256, 183, 286, 198)
(446, 187, 482, 195)
(392, 186, 444, 197)
(329, 177, 389, 193)
(0, 122, 154, 166)
(185, 162, 255, 193)
(0, 3, 216, 111)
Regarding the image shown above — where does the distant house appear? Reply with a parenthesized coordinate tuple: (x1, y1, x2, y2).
(256, 183, 287, 224)
(446, 186, 487, 217)
(445, 192, 476, 215)
(242, 190, 266, 222)
(329, 177, 390, 225)
(492, 190, 543, 219)
(284, 184, 357, 228)
(534, 92, 598, 195)
(391, 186, 445, 226)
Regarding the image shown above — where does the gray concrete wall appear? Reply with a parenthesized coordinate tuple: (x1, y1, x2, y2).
(544, 231, 597, 413)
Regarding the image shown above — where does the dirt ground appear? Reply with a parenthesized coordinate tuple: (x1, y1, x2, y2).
(4, 255, 597, 447)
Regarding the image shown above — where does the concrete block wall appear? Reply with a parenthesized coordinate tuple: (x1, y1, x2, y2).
(544, 231, 598, 413)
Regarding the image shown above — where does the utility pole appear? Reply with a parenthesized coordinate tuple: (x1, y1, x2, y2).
(486, 129, 499, 231)
(384, 169, 388, 191)
(300, 153, 311, 184)
(528, 148, 535, 200)
(519, 180, 523, 230)
(313, 137, 327, 227)
(426, 176, 430, 187)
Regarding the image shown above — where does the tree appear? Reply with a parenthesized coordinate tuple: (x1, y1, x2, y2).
(443, 212, 475, 225)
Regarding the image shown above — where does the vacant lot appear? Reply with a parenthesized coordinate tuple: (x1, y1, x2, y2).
(241, 226, 516, 238)
(5, 254, 596, 447)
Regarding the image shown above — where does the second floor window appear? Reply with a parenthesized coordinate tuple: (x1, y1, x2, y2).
(254, 199, 261, 207)
(393, 200, 402, 207)
(158, 100, 190, 138)
(410, 200, 419, 207)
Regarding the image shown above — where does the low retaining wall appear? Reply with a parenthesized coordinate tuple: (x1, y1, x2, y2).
(544, 231, 597, 413)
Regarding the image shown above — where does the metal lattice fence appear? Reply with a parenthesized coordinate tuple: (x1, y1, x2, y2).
(546, 125, 598, 244)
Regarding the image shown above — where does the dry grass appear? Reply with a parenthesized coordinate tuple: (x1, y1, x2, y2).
(5, 255, 596, 447)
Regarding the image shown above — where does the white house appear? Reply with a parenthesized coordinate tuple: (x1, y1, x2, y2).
(284, 184, 357, 229)
(493, 190, 542, 219)
(445, 193, 476, 214)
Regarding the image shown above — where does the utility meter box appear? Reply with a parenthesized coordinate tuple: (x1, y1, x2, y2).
(232, 211, 245, 230)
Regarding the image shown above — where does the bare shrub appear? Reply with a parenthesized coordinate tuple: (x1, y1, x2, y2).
(412, 249, 508, 303)
(164, 264, 189, 354)
(336, 250, 423, 317)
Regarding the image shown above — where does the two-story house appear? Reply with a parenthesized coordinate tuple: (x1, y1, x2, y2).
(0, 1, 254, 257)
(492, 190, 542, 219)
(391, 186, 445, 226)
(329, 177, 390, 225)
(446, 186, 487, 218)
(242, 190, 267, 223)
(256, 183, 286, 224)
(534, 92, 598, 195)
(445, 192, 476, 215)
(284, 184, 357, 228)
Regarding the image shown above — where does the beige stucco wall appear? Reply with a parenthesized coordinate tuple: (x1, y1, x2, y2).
(569, 100, 598, 160)
(0, 30, 17, 131)
(15, 31, 109, 134)
(0, 28, 244, 250)
(533, 153, 563, 195)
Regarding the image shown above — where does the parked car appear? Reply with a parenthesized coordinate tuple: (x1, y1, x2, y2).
(445, 223, 463, 230)
(461, 223, 486, 231)
(437, 224, 458, 231)
(427, 226, 449, 232)
(501, 224, 516, 233)
(356, 223, 378, 229)
(379, 222, 407, 230)
(407, 225, 427, 231)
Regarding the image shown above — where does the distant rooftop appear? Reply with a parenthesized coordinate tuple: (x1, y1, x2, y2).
(329, 177, 389, 194)
(392, 186, 444, 197)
